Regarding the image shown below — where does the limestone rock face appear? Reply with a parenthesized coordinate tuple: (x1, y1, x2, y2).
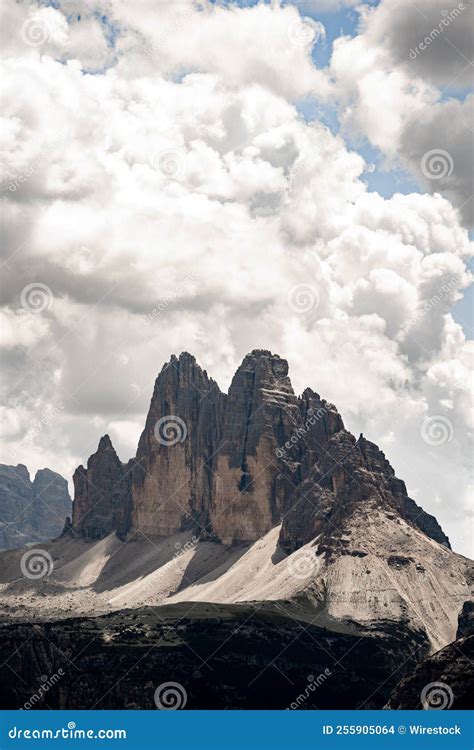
(130, 350, 348, 543)
(211, 351, 300, 543)
(72, 350, 451, 552)
(31, 469, 73, 540)
(0, 464, 71, 550)
(278, 432, 450, 553)
(72, 435, 132, 540)
(131, 353, 223, 537)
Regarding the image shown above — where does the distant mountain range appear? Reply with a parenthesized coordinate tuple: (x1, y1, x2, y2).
(0, 464, 71, 550)
(0, 350, 471, 709)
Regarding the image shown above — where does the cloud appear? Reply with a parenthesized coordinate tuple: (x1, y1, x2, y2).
(0, 0, 472, 555)
(363, 0, 473, 88)
(329, 0, 474, 225)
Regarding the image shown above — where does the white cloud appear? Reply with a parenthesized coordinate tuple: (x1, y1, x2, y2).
(328, 0, 474, 225)
(0, 0, 472, 556)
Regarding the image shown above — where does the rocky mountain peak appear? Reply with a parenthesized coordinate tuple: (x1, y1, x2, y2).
(97, 434, 114, 452)
(72, 435, 132, 540)
(0, 463, 71, 550)
(72, 351, 450, 554)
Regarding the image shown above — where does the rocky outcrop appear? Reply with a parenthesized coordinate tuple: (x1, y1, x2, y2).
(71, 350, 451, 550)
(385, 634, 474, 709)
(72, 435, 132, 540)
(131, 353, 222, 538)
(127, 350, 348, 543)
(457, 600, 474, 638)
(0, 464, 71, 550)
(278, 432, 450, 553)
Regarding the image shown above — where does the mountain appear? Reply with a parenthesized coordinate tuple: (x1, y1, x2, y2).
(73, 350, 449, 549)
(0, 350, 471, 709)
(66, 350, 467, 649)
(0, 464, 71, 550)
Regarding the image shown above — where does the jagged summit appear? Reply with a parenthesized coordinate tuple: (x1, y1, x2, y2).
(97, 434, 114, 451)
(72, 350, 449, 550)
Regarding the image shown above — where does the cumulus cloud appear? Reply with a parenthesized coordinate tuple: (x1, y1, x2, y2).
(0, 0, 472, 555)
(329, 0, 474, 225)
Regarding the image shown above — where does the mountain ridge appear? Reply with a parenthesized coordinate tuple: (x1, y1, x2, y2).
(72, 350, 450, 553)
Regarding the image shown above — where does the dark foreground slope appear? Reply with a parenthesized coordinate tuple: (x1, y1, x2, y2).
(0, 604, 428, 710)
(386, 635, 473, 710)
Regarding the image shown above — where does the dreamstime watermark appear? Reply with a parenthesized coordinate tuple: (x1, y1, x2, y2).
(287, 283, 320, 315)
(407, 273, 462, 326)
(151, 147, 187, 180)
(143, 272, 197, 325)
(154, 681, 187, 710)
(142, 9, 193, 60)
(420, 149, 454, 180)
(8, 403, 65, 468)
(420, 681, 454, 710)
(21, 670, 65, 710)
(27, 403, 65, 441)
(173, 535, 199, 559)
(20, 12, 67, 48)
(1, 137, 64, 201)
(287, 669, 332, 709)
(287, 549, 318, 580)
(9, 724, 127, 740)
(20, 283, 54, 314)
(154, 416, 188, 446)
(409, 4, 466, 60)
(421, 416, 454, 446)
(20, 549, 54, 579)
(287, 17, 324, 48)
(276, 405, 327, 459)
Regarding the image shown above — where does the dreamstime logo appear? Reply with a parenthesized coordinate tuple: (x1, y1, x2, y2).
(22, 670, 65, 710)
(287, 670, 332, 709)
(420, 149, 454, 180)
(407, 273, 462, 326)
(287, 18, 322, 47)
(276, 406, 328, 459)
(287, 550, 317, 580)
(143, 272, 197, 326)
(1, 136, 65, 201)
(421, 416, 454, 446)
(20, 283, 53, 314)
(20, 549, 54, 580)
(151, 148, 187, 179)
(20, 16, 53, 46)
(154, 416, 188, 446)
(287, 283, 320, 315)
(408, 4, 466, 60)
(173, 535, 199, 559)
(154, 682, 187, 710)
(421, 681, 454, 710)
(142, 8, 193, 59)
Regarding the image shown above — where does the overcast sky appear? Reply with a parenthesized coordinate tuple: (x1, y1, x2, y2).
(0, 0, 472, 555)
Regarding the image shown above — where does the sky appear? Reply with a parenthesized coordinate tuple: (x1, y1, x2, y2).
(0, 0, 472, 555)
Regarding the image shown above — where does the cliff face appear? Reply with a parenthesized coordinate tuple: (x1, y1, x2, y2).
(0, 464, 71, 550)
(278, 431, 450, 553)
(131, 353, 222, 538)
(71, 350, 449, 551)
(72, 436, 132, 540)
